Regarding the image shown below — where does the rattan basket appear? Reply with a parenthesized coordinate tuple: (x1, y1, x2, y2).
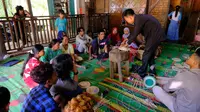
(136, 45, 145, 60)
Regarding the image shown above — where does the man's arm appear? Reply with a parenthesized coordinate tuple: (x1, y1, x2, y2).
(127, 19, 143, 45)
(24, 10, 31, 17)
(163, 73, 183, 92)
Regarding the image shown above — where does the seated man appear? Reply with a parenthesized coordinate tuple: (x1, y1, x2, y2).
(50, 54, 82, 105)
(0, 86, 10, 112)
(89, 29, 108, 60)
(75, 27, 92, 54)
(153, 48, 200, 112)
(21, 63, 59, 112)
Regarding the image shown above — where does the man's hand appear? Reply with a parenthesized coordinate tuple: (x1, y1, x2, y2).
(120, 39, 128, 47)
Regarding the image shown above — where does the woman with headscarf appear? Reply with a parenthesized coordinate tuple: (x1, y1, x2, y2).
(107, 27, 121, 46)
(121, 27, 138, 61)
(167, 5, 182, 41)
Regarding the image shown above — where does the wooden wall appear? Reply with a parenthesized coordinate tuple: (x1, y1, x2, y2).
(149, 0, 170, 28)
(170, 0, 181, 8)
(108, 0, 147, 32)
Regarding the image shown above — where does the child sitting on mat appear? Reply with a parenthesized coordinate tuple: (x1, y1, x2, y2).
(40, 39, 62, 63)
(22, 63, 59, 112)
(107, 27, 121, 46)
(50, 54, 82, 106)
(0, 86, 10, 112)
(21, 44, 44, 89)
(75, 27, 92, 54)
(153, 48, 200, 112)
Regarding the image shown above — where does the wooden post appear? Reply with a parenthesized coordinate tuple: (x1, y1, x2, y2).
(146, 0, 149, 14)
(27, 0, 37, 44)
(2, 0, 9, 19)
(0, 27, 7, 59)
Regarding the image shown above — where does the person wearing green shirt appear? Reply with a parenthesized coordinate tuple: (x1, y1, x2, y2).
(40, 39, 62, 63)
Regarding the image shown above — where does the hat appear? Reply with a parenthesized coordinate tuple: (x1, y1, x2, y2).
(195, 47, 200, 57)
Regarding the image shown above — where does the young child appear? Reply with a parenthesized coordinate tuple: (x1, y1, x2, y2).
(89, 29, 108, 67)
(21, 44, 44, 89)
(40, 39, 62, 63)
(21, 63, 59, 112)
(153, 48, 200, 112)
(107, 27, 121, 46)
(0, 86, 10, 112)
(121, 27, 138, 61)
(76, 27, 92, 53)
(50, 54, 82, 105)
(55, 9, 67, 41)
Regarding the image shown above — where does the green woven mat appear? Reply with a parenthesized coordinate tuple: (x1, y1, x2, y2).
(0, 43, 193, 112)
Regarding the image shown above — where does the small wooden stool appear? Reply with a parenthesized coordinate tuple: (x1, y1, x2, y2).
(109, 49, 129, 82)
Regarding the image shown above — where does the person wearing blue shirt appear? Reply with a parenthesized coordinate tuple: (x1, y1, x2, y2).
(21, 63, 59, 112)
(89, 29, 108, 60)
(55, 9, 67, 42)
(167, 5, 182, 41)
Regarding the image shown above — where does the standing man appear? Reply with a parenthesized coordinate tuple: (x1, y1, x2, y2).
(122, 9, 166, 79)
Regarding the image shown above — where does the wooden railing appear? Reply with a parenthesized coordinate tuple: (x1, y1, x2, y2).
(0, 15, 84, 52)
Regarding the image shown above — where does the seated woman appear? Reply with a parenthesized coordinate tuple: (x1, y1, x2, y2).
(21, 44, 44, 89)
(89, 29, 108, 65)
(107, 27, 121, 46)
(60, 35, 85, 69)
(76, 27, 92, 54)
(50, 54, 82, 105)
(40, 39, 62, 63)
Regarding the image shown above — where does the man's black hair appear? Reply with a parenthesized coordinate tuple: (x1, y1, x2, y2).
(52, 54, 73, 80)
(30, 63, 54, 84)
(0, 86, 10, 110)
(123, 9, 135, 17)
(97, 29, 105, 35)
(77, 27, 85, 33)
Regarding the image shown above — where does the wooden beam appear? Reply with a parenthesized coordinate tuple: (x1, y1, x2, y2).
(0, 27, 7, 59)
(146, 0, 149, 14)
(2, 0, 8, 19)
(26, 0, 33, 15)
(26, 0, 37, 43)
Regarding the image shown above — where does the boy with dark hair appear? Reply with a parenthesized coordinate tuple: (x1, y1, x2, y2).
(21, 63, 59, 112)
(55, 9, 67, 41)
(76, 27, 92, 53)
(50, 54, 82, 105)
(89, 29, 108, 61)
(153, 48, 200, 112)
(121, 9, 166, 79)
(0, 86, 10, 112)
